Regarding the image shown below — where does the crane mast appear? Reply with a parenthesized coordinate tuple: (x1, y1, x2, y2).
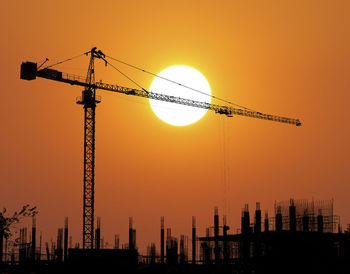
(19, 47, 301, 250)
(75, 48, 104, 249)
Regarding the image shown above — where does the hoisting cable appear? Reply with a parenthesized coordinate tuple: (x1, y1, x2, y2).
(42, 51, 89, 70)
(221, 117, 228, 216)
(224, 116, 230, 214)
(105, 54, 256, 111)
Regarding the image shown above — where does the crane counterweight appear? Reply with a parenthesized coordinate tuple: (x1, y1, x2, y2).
(20, 62, 37, 80)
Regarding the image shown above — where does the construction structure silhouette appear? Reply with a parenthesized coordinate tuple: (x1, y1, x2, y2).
(20, 47, 301, 249)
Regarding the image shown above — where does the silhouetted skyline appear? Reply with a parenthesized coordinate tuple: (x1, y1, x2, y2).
(1, 0, 350, 264)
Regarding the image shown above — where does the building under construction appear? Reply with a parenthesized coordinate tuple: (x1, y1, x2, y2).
(199, 198, 350, 273)
(1, 198, 350, 273)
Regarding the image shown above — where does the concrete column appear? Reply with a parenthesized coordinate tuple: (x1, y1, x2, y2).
(289, 199, 296, 232)
(254, 202, 261, 233)
(161, 216, 164, 264)
(192, 216, 196, 265)
(64, 217, 68, 261)
(214, 207, 220, 264)
(32, 216, 36, 261)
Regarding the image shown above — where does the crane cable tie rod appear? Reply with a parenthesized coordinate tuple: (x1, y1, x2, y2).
(39, 49, 281, 118)
(104, 54, 255, 111)
(42, 51, 89, 70)
(40, 49, 258, 114)
(37, 58, 49, 70)
(101, 57, 149, 94)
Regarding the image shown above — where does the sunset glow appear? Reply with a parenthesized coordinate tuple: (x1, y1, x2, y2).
(2, 0, 350, 257)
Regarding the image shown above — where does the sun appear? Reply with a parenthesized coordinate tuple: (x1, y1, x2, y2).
(149, 65, 211, 126)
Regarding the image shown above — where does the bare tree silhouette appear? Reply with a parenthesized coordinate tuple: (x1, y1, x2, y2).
(0, 205, 38, 264)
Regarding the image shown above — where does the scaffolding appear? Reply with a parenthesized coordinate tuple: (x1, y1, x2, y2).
(273, 198, 339, 233)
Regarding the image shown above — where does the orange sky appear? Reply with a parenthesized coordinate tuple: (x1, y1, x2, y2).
(1, 0, 350, 253)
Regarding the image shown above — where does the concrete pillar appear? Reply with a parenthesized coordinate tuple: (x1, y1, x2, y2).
(264, 212, 269, 232)
(214, 207, 220, 264)
(289, 199, 296, 232)
(161, 216, 164, 264)
(64, 217, 68, 261)
(32, 216, 36, 261)
(317, 211, 324, 233)
(223, 215, 229, 264)
(303, 211, 309, 232)
(129, 217, 133, 250)
(254, 202, 261, 233)
(95, 217, 101, 249)
(192, 216, 196, 265)
(275, 207, 282, 232)
(241, 204, 250, 234)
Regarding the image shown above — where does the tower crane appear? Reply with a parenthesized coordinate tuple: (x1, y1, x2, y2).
(20, 47, 301, 249)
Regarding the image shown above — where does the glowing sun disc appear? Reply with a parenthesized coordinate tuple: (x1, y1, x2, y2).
(149, 65, 211, 126)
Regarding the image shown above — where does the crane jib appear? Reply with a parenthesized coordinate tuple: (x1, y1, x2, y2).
(20, 61, 301, 126)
